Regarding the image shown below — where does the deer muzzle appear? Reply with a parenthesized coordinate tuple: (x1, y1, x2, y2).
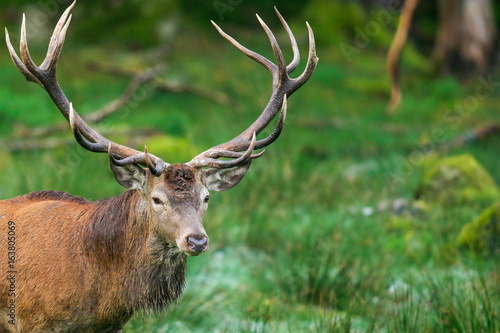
(186, 235, 209, 254)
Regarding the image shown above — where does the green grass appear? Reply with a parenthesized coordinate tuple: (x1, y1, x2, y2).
(0, 3, 499, 332)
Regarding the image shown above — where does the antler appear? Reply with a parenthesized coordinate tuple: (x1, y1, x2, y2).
(5, 1, 166, 174)
(6, 3, 317, 173)
(187, 7, 318, 169)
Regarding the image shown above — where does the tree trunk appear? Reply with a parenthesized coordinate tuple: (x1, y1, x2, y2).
(433, 0, 496, 75)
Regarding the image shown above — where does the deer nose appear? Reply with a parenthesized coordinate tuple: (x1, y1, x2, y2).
(186, 235, 209, 254)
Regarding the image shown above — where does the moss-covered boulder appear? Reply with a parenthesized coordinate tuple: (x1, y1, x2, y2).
(456, 202, 500, 254)
(416, 154, 499, 206)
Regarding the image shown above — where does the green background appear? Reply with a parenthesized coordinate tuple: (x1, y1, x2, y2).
(0, 1, 498, 332)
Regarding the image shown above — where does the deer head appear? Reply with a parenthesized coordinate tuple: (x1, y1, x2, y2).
(5, 1, 318, 256)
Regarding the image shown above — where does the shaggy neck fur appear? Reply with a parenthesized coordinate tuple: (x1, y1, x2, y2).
(83, 190, 188, 313)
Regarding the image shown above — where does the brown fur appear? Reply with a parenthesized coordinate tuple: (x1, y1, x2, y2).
(0, 187, 189, 332)
(164, 164, 196, 193)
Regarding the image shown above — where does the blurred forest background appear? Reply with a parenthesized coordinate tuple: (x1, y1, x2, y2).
(0, 0, 499, 332)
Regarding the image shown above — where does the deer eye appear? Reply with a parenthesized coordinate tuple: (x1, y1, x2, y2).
(204, 195, 210, 203)
(152, 197, 163, 205)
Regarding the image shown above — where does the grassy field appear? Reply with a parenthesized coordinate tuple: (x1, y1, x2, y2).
(0, 2, 499, 332)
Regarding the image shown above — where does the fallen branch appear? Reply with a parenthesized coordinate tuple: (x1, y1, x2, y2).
(387, 0, 421, 113)
(433, 122, 500, 154)
(85, 66, 166, 123)
(88, 61, 237, 108)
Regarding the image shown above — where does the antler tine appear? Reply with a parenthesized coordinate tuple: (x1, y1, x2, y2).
(41, 0, 75, 70)
(254, 96, 287, 149)
(274, 7, 300, 74)
(19, 15, 40, 82)
(5, 28, 40, 85)
(255, 14, 287, 80)
(211, 20, 276, 75)
(188, 11, 317, 169)
(7, 2, 167, 175)
(189, 132, 263, 169)
(294, 22, 318, 86)
(105, 143, 166, 175)
(145, 145, 166, 176)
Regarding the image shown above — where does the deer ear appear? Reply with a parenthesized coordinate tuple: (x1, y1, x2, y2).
(110, 157, 148, 190)
(202, 162, 251, 192)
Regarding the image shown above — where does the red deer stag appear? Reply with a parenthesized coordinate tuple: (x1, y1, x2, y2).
(0, 2, 317, 332)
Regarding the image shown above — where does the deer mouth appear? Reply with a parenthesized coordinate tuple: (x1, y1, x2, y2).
(165, 242, 185, 255)
(148, 234, 187, 262)
(174, 242, 207, 257)
(165, 241, 205, 257)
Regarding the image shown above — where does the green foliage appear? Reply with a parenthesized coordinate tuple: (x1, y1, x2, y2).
(304, 0, 395, 47)
(0, 148, 12, 173)
(179, 0, 307, 26)
(73, 0, 180, 47)
(143, 134, 198, 164)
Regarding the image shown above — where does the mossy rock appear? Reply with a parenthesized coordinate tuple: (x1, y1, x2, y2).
(144, 134, 198, 164)
(416, 154, 499, 206)
(456, 202, 500, 254)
